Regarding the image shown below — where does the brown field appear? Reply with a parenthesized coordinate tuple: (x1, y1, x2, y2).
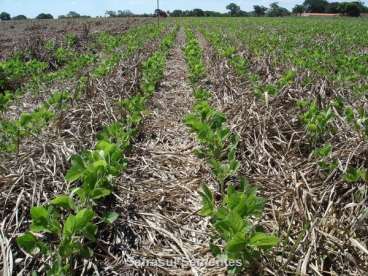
(0, 17, 151, 60)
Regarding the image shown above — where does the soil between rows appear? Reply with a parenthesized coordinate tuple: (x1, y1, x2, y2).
(100, 28, 225, 275)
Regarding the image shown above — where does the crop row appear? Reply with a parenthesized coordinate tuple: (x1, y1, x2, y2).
(0, 23, 168, 153)
(0, 22, 165, 115)
(183, 28, 278, 274)
(15, 26, 178, 275)
(197, 18, 367, 95)
(198, 21, 368, 184)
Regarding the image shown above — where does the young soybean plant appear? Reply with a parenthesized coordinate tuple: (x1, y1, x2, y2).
(184, 29, 205, 84)
(0, 90, 70, 153)
(17, 205, 97, 275)
(312, 143, 338, 173)
(16, 27, 179, 275)
(297, 99, 334, 145)
(0, 91, 13, 115)
(185, 89, 240, 194)
(17, 140, 123, 275)
(185, 88, 278, 273)
(200, 179, 278, 274)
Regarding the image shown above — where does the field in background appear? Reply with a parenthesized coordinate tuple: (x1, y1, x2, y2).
(0, 16, 367, 275)
(0, 17, 152, 59)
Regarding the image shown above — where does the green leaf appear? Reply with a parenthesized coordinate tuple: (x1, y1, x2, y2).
(65, 155, 85, 183)
(249, 232, 278, 250)
(199, 184, 215, 216)
(75, 208, 94, 231)
(90, 159, 108, 171)
(344, 107, 355, 122)
(95, 140, 115, 154)
(225, 232, 247, 257)
(82, 223, 97, 242)
(30, 206, 48, 220)
(217, 210, 245, 236)
(51, 195, 75, 210)
(344, 167, 366, 183)
(17, 232, 48, 255)
(102, 211, 119, 224)
(63, 215, 76, 237)
(79, 244, 94, 258)
(30, 206, 50, 233)
(90, 188, 111, 200)
(313, 144, 332, 158)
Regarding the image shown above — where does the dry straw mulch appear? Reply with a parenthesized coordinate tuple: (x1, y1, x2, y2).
(0, 33, 163, 275)
(197, 31, 368, 275)
(95, 29, 226, 276)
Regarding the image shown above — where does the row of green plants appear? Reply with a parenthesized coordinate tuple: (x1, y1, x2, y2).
(183, 28, 278, 274)
(92, 24, 166, 78)
(0, 91, 71, 152)
(16, 27, 178, 275)
(0, 58, 48, 111)
(0, 23, 165, 116)
(0, 33, 92, 111)
(0, 24, 169, 153)
(0, 33, 83, 94)
(199, 22, 368, 185)
(198, 19, 367, 136)
(183, 30, 205, 83)
(200, 18, 367, 97)
(199, 27, 297, 100)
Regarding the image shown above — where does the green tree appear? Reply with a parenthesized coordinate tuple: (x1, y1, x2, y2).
(253, 5, 267, 16)
(325, 2, 341, 13)
(105, 10, 117, 17)
(226, 3, 241, 16)
(343, 2, 361, 16)
(12, 14, 27, 20)
(67, 11, 81, 18)
(267, 2, 291, 16)
(292, 4, 305, 14)
(303, 0, 329, 12)
(171, 10, 183, 16)
(117, 10, 134, 17)
(192, 9, 205, 16)
(204, 10, 225, 16)
(36, 13, 53, 19)
(0, 12, 11, 21)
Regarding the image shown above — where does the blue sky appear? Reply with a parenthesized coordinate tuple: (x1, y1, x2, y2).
(1, 0, 367, 17)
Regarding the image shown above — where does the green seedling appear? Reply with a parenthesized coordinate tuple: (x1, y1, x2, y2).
(344, 167, 368, 183)
(17, 205, 97, 275)
(312, 143, 338, 172)
(298, 100, 334, 144)
(199, 178, 278, 273)
(184, 30, 206, 84)
(66, 140, 126, 205)
(0, 91, 13, 113)
(15, 25, 178, 275)
(45, 91, 71, 109)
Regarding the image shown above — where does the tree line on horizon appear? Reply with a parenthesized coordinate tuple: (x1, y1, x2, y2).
(1, 0, 368, 22)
